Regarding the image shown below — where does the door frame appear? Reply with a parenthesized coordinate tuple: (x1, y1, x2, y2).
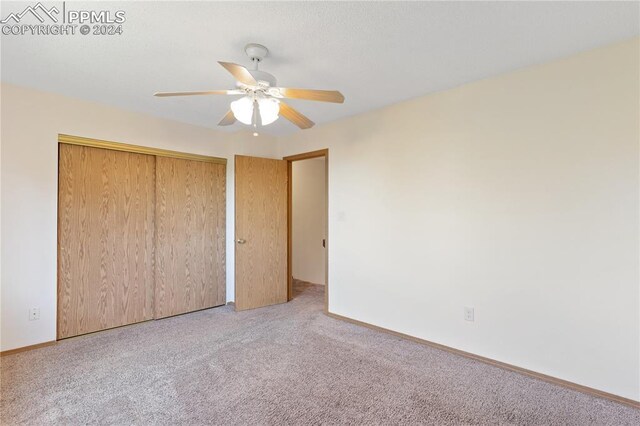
(283, 149, 329, 312)
(58, 134, 227, 164)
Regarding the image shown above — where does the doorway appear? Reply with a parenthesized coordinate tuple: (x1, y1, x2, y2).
(285, 150, 329, 311)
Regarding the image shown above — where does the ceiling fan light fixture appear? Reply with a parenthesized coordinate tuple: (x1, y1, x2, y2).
(230, 96, 254, 125)
(231, 96, 280, 127)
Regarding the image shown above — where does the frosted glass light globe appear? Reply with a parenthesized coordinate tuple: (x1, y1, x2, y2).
(230, 96, 254, 125)
(257, 98, 280, 125)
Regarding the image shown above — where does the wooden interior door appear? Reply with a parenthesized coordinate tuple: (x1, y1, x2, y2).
(58, 144, 155, 339)
(155, 157, 226, 318)
(235, 155, 288, 311)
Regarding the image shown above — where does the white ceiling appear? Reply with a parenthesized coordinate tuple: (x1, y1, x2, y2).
(1, 1, 638, 135)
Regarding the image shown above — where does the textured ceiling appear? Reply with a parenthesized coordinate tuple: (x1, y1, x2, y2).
(1, 1, 638, 135)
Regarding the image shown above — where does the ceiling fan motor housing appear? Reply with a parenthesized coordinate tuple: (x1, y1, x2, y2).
(247, 70, 277, 87)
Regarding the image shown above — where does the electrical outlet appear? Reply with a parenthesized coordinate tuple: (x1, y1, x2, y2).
(464, 307, 474, 322)
(29, 307, 40, 321)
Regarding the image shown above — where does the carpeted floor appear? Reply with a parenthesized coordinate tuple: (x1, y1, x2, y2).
(1, 282, 638, 425)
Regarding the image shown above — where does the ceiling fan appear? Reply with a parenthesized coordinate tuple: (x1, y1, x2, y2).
(154, 43, 344, 131)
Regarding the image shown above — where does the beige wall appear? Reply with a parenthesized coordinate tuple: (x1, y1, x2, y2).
(0, 83, 278, 351)
(292, 157, 326, 285)
(277, 38, 640, 401)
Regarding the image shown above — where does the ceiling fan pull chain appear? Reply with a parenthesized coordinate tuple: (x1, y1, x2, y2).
(252, 99, 260, 128)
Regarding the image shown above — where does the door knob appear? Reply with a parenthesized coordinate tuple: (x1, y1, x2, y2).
(236, 239, 246, 244)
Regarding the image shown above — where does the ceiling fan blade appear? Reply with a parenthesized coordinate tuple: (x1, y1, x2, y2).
(154, 90, 242, 97)
(218, 110, 236, 126)
(218, 62, 257, 86)
(275, 88, 344, 103)
(279, 102, 315, 129)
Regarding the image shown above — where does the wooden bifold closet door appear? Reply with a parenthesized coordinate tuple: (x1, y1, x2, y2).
(154, 156, 226, 318)
(58, 143, 226, 339)
(58, 144, 156, 339)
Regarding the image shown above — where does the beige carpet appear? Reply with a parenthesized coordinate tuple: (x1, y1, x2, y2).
(1, 282, 638, 425)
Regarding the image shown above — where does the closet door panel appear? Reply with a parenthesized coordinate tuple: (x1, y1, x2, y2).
(58, 144, 155, 339)
(155, 157, 226, 318)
